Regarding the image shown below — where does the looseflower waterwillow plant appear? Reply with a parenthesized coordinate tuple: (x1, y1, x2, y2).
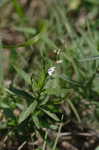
(6, 64, 61, 135)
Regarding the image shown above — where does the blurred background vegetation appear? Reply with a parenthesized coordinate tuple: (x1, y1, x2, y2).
(0, 0, 99, 150)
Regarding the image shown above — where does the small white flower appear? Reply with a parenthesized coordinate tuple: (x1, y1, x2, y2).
(48, 66, 56, 76)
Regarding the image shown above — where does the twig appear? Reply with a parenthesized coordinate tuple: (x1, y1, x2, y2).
(17, 141, 27, 150)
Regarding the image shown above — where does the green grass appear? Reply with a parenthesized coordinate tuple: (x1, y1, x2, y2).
(0, 0, 99, 149)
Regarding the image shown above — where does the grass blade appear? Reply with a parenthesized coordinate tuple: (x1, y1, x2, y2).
(52, 115, 63, 150)
(67, 99, 81, 123)
(79, 55, 99, 62)
(12, 65, 31, 85)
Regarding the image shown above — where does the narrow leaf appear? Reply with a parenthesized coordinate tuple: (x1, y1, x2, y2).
(41, 108, 59, 121)
(67, 99, 81, 123)
(19, 100, 37, 124)
(32, 115, 40, 129)
(59, 74, 82, 87)
(9, 86, 34, 102)
(79, 55, 99, 62)
(12, 65, 31, 85)
(15, 27, 36, 35)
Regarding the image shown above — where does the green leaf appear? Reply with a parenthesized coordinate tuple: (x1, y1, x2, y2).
(40, 96, 49, 106)
(22, 34, 41, 47)
(41, 108, 59, 121)
(79, 55, 99, 62)
(9, 86, 34, 103)
(38, 70, 45, 89)
(45, 88, 67, 97)
(32, 114, 40, 129)
(0, 102, 9, 109)
(15, 27, 36, 35)
(12, 65, 31, 85)
(59, 74, 82, 87)
(19, 100, 38, 124)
